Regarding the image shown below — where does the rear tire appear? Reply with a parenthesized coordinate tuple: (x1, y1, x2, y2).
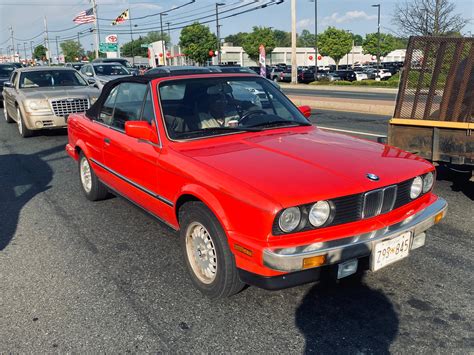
(4, 104, 14, 123)
(179, 201, 245, 298)
(78, 153, 109, 201)
(17, 108, 33, 137)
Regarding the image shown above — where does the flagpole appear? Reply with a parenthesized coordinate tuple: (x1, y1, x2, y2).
(91, 0, 99, 58)
(128, 7, 134, 65)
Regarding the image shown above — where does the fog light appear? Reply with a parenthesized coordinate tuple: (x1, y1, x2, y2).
(337, 259, 358, 279)
(35, 121, 43, 128)
(302, 255, 326, 269)
(434, 212, 444, 224)
(411, 232, 426, 250)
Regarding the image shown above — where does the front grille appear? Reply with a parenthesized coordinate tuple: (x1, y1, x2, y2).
(50, 98, 89, 117)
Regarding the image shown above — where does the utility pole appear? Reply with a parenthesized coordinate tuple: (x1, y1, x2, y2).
(160, 13, 167, 65)
(215, 3, 224, 64)
(91, 0, 99, 58)
(23, 42, 27, 63)
(128, 7, 135, 65)
(9, 26, 15, 62)
(17, 44, 21, 61)
(291, 0, 297, 84)
(44, 16, 51, 64)
(77, 32, 80, 45)
(30, 41, 34, 62)
(372, 4, 381, 79)
(55, 36, 60, 63)
(310, 0, 318, 78)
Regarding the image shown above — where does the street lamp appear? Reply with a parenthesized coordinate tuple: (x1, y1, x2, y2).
(372, 4, 381, 79)
(310, 0, 318, 78)
(216, 2, 225, 64)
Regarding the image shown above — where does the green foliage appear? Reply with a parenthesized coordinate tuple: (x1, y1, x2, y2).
(362, 33, 398, 59)
(224, 32, 248, 46)
(273, 29, 291, 47)
(121, 32, 170, 57)
(60, 40, 84, 62)
(241, 26, 276, 62)
(33, 45, 47, 60)
(310, 73, 401, 88)
(318, 27, 353, 70)
(297, 29, 315, 47)
(179, 22, 217, 65)
(352, 34, 363, 46)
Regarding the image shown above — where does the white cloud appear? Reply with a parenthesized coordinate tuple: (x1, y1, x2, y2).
(322, 11, 377, 25)
(296, 18, 314, 29)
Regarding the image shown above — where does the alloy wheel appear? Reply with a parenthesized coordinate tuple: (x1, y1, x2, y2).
(185, 222, 218, 284)
(80, 157, 92, 193)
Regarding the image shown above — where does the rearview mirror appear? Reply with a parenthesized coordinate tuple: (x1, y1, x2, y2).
(3, 81, 13, 88)
(87, 78, 96, 85)
(298, 105, 312, 119)
(125, 121, 158, 143)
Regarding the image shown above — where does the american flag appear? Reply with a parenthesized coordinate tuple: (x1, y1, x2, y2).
(73, 8, 95, 24)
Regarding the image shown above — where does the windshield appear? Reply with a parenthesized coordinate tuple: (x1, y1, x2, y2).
(93, 64, 129, 76)
(19, 70, 88, 88)
(159, 77, 310, 140)
(0, 65, 15, 78)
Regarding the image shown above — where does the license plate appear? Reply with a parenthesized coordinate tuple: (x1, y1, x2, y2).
(371, 231, 411, 271)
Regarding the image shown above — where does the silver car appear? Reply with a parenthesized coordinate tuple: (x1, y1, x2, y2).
(2, 67, 99, 138)
(80, 62, 132, 89)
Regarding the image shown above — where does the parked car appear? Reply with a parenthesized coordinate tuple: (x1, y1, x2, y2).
(268, 67, 283, 81)
(0, 63, 16, 107)
(145, 66, 212, 77)
(298, 69, 316, 84)
(2, 67, 99, 137)
(335, 70, 357, 82)
(279, 68, 303, 82)
(92, 58, 138, 75)
(80, 63, 132, 89)
(66, 73, 447, 298)
(327, 72, 341, 81)
(354, 71, 368, 81)
(65, 62, 86, 71)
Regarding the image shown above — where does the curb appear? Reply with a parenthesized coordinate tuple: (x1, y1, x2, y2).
(280, 83, 399, 94)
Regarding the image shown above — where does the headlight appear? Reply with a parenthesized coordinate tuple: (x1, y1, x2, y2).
(90, 97, 98, 104)
(28, 100, 50, 110)
(278, 207, 301, 233)
(410, 176, 423, 199)
(423, 172, 434, 193)
(309, 200, 331, 227)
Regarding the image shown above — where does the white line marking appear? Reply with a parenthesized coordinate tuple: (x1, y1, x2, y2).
(317, 126, 387, 138)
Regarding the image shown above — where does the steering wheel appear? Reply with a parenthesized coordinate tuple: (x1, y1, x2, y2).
(239, 109, 267, 125)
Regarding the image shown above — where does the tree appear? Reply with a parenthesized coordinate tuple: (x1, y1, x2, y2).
(121, 32, 170, 57)
(33, 45, 47, 60)
(297, 29, 315, 47)
(224, 32, 248, 46)
(179, 22, 217, 65)
(273, 29, 291, 47)
(318, 27, 352, 70)
(241, 26, 276, 62)
(60, 40, 84, 62)
(352, 34, 363, 46)
(392, 0, 469, 36)
(362, 33, 398, 59)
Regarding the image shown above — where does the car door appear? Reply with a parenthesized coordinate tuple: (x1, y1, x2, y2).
(101, 82, 165, 216)
(3, 71, 18, 117)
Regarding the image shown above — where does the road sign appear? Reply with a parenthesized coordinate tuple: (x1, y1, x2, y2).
(140, 44, 150, 48)
(105, 34, 118, 44)
(99, 43, 118, 52)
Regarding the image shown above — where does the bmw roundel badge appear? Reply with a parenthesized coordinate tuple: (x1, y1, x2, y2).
(367, 173, 380, 181)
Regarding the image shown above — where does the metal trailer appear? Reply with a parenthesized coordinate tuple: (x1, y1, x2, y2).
(388, 36, 473, 171)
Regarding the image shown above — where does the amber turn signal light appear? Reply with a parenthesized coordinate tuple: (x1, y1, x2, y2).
(434, 212, 444, 224)
(302, 255, 326, 269)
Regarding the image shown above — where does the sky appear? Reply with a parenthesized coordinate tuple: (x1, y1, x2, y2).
(0, 0, 473, 56)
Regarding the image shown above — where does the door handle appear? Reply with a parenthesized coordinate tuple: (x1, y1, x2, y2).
(104, 137, 111, 145)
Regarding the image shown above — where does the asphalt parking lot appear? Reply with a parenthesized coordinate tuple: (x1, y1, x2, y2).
(0, 110, 472, 352)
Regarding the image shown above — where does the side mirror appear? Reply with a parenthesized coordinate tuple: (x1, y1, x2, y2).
(3, 81, 13, 88)
(85, 72, 93, 77)
(125, 121, 158, 143)
(87, 78, 96, 85)
(298, 105, 312, 119)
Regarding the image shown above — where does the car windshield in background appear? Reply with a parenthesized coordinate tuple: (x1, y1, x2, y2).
(93, 64, 129, 76)
(19, 70, 87, 88)
(158, 77, 310, 140)
(0, 65, 15, 78)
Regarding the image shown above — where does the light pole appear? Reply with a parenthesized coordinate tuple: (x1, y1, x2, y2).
(30, 41, 34, 62)
(160, 12, 168, 65)
(55, 36, 60, 63)
(310, 0, 318, 78)
(216, 2, 225, 65)
(372, 4, 381, 79)
(23, 42, 27, 63)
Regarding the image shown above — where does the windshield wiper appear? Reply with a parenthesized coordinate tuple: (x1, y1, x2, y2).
(249, 120, 311, 128)
(173, 126, 261, 139)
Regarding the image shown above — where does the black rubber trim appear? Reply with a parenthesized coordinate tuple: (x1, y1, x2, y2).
(90, 158, 174, 207)
(238, 267, 326, 290)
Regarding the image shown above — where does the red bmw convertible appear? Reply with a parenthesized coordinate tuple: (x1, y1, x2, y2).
(66, 73, 447, 298)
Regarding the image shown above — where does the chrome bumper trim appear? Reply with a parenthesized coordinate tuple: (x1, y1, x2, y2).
(263, 197, 448, 272)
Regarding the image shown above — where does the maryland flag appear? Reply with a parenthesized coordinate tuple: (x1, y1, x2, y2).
(112, 9, 129, 25)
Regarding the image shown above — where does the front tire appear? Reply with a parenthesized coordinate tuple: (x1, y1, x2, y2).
(78, 153, 108, 201)
(179, 202, 245, 298)
(17, 108, 33, 137)
(3, 104, 14, 123)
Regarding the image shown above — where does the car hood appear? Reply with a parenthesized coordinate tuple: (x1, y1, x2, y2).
(178, 127, 433, 207)
(20, 86, 99, 99)
(96, 74, 130, 82)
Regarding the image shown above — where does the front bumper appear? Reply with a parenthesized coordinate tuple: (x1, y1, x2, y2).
(262, 197, 448, 273)
(23, 111, 68, 130)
